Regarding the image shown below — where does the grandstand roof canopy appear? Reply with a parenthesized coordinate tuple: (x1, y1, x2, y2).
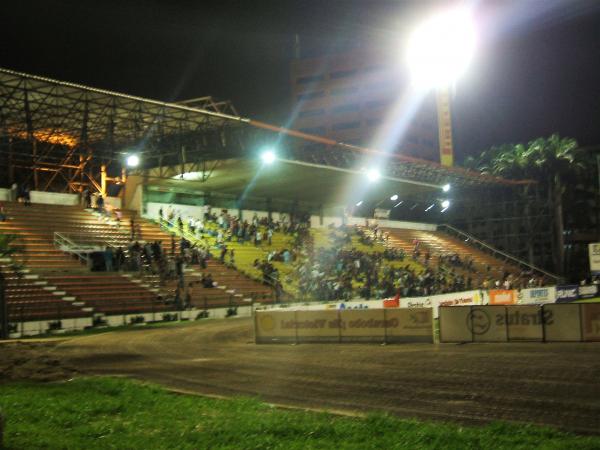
(0, 67, 531, 196)
(140, 158, 441, 208)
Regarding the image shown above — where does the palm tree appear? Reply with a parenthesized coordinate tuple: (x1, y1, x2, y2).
(0, 233, 22, 339)
(464, 134, 586, 274)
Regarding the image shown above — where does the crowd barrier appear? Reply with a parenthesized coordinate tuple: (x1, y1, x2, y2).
(254, 308, 434, 344)
(439, 304, 600, 343)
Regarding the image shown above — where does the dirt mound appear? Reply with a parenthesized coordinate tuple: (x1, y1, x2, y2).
(0, 342, 78, 382)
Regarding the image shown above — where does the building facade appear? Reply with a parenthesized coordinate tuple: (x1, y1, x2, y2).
(290, 50, 439, 161)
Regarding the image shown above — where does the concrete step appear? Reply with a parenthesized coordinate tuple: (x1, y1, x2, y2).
(62, 296, 76, 301)
(42, 286, 56, 290)
(52, 291, 67, 296)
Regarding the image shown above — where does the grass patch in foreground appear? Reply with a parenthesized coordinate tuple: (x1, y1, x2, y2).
(1, 377, 598, 450)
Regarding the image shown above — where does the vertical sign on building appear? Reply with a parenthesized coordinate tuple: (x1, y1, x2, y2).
(589, 243, 600, 275)
(436, 87, 454, 167)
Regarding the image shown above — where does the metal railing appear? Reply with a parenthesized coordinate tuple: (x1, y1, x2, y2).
(437, 223, 561, 282)
(53, 232, 98, 264)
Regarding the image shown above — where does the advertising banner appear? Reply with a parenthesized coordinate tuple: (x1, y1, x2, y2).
(439, 306, 473, 343)
(581, 304, 600, 342)
(339, 309, 386, 342)
(295, 310, 341, 342)
(384, 308, 434, 343)
(489, 289, 517, 305)
(505, 306, 544, 341)
(255, 311, 299, 343)
(471, 306, 509, 342)
(399, 290, 483, 318)
(254, 308, 434, 344)
(517, 287, 556, 305)
(543, 304, 582, 342)
(556, 285, 579, 303)
(578, 284, 598, 300)
(589, 243, 600, 274)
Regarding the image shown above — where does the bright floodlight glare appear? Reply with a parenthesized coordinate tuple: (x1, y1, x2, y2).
(390, 194, 399, 201)
(367, 168, 381, 182)
(425, 203, 435, 212)
(356, 201, 363, 207)
(407, 7, 476, 88)
(126, 154, 140, 168)
(442, 183, 451, 192)
(441, 200, 450, 208)
(261, 150, 276, 164)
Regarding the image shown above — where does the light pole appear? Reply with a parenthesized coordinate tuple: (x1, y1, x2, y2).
(407, 7, 476, 167)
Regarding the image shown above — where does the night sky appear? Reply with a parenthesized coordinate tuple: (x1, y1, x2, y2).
(2, 0, 600, 162)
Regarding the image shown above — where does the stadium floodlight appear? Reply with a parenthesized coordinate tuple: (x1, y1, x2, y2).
(442, 183, 451, 192)
(366, 168, 381, 182)
(441, 200, 450, 208)
(356, 200, 363, 207)
(261, 149, 276, 165)
(390, 194, 399, 201)
(425, 203, 435, 212)
(407, 7, 476, 88)
(126, 154, 140, 168)
(393, 201, 404, 208)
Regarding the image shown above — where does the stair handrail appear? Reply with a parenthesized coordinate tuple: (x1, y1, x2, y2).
(437, 223, 561, 282)
(53, 232, 92, 264)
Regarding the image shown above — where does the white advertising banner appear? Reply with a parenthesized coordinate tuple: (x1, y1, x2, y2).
(517, 287, 556, 305)
(399, 290, 485, 318)
(589, 243, 600, 274)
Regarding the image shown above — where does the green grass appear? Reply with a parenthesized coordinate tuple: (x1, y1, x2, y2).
(1, 377, 599, 449)
(575, 297, 600, 303)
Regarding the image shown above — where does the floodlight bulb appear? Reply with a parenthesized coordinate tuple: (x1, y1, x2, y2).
(367, 168, 381, 182)
(261, 150, 276, 164)
(441, 200, 450, 208)
(126, 154, 140, 168)
(442, 183, 451, 192)
(356, 201, 363, 207)
(390, 194, 399, 201)
(407, 7, 476, 88)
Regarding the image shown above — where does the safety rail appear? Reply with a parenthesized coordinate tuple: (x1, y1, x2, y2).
(157, 218, 281, 295)
(437, 223, 561, 282)
(53, 232, 98, 264)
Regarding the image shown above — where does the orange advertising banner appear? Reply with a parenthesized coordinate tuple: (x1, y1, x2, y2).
(489, 289, 517, 305)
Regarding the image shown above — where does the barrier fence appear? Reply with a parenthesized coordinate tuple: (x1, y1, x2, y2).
(439, 304, 600, 343)
(254, 308, 434, 344)
(6, 293, 269, 338)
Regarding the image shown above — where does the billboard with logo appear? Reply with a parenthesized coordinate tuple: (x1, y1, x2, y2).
(399, 290, 483, 318)
(556, 285, 579, 303)
(518, 287, 556, 305)
(589, 243, 600, 275)
(255, 308, 434, 344)
(578, 284, 598, 300)
(489, 289, 517, 305)
(581, 304, 600, 342)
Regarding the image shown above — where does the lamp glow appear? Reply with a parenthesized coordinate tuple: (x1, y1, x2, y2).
(367, 168, 381, 182)
(441, 200, 450, 208)
(407, 7, 476, 88)
(261, 150, 276, 164)
(126, 154, 140, 168)
(390, 194, 399, 201)
(356, 201, 363, 207)
(442, 183, 451, 192)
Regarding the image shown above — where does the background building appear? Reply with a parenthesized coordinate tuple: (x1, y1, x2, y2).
(290, 49, 439, 161)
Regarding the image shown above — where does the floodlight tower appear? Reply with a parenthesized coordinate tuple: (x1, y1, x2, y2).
(407, 7, 476, 167)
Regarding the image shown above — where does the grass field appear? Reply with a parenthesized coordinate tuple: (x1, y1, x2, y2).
(1, 377, 599, 449)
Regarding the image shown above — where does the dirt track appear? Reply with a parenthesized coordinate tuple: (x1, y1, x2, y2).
(2, 318, 600, 434)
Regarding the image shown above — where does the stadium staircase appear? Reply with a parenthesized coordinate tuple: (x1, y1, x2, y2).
(0, 202, 173, 326)
(377, 227, 523, 283)
(113, 211, 275, 306)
